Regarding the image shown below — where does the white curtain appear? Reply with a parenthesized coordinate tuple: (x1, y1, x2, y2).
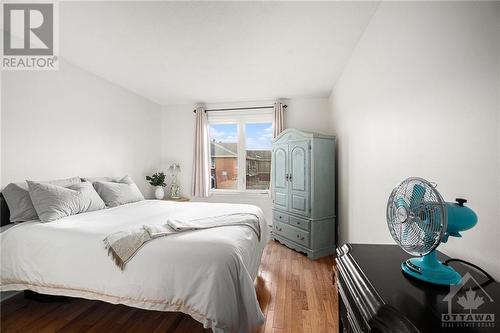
(273, 102, 285, 138)
(270, 102, 286, 198)
(191, 107, 209, 197)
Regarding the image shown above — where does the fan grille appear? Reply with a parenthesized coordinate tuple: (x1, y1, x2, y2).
(386, 177, 446, 256)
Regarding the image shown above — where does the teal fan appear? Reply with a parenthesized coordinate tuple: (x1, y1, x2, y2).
(386, 177, 477, 285)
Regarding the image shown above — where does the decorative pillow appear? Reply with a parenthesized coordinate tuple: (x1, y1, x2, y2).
(27, 181, 106, 222)
(82, 176, 122, 183)
(93, 175, 144, 207)
(2, 177, 81, 222)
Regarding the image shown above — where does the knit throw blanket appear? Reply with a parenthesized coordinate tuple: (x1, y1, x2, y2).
(103, 213, 261, 270)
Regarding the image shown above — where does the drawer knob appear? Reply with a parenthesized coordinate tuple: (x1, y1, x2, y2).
(296, 235, 305, 240)
(297, 222, 300, 225)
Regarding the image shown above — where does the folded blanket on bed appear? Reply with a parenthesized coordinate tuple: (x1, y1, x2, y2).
(103, 213, 261, 270)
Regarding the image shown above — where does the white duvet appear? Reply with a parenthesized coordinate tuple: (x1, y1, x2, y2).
(0, 200, 269, 333)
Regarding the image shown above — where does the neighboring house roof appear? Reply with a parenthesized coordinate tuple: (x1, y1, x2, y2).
(210, 141, 271, 160)
(247, 150, 271, 161)
(211, 141, 237, 157)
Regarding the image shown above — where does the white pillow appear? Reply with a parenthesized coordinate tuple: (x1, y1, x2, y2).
(27, 181, 106, 222)
(93, 175, 144, 207)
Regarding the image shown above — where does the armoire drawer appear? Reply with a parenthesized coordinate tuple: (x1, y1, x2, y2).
(273, 221, 310, 248)
(288, 215, 310, 231)
(273, 210, 289, 223)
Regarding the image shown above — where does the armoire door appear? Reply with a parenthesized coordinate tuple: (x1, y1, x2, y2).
(272, 143, 289, 211)
(288, 140, 311, 217)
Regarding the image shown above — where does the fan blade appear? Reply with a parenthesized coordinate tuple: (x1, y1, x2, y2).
(411, 204, 440, 251)
(410, 184, 426, 210)
(401, 222, 411, 244)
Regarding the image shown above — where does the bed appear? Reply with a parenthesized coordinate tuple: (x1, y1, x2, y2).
(0, 198, 269, 333)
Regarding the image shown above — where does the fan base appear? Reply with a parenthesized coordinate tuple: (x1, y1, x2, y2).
(402, 252, 461, 285)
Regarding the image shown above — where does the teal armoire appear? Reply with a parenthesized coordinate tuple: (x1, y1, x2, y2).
(271, 128, 336, 259)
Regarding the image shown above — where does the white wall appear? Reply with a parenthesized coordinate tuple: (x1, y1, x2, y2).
(329, 2, 500, 279)
(1, 60, 162, 196)
(283, 98, 333, 135)
(160, 97, 332, 223)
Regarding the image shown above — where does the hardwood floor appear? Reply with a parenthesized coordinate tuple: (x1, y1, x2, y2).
(0, 241, 338, 333)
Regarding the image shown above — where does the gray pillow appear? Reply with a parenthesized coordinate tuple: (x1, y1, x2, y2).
(2, 177, 81, 222)
(82, 176, 122, 183)
(93, 175, 144, 207)
(27, 181, 106, 222)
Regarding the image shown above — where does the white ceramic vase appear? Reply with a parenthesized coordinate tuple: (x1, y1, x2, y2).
(154, 186, 165, 200)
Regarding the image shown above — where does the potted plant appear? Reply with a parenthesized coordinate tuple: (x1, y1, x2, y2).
(146, 172, 167, 200)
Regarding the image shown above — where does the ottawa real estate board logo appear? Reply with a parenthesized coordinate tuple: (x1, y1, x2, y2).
(2, 1, 59, 70)
(442, 272, 495, 329)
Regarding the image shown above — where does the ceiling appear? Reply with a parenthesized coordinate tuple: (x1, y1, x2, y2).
(60, 1, 378, 106)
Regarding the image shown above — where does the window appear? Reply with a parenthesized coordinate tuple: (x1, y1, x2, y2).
(208, 109, 272, 193)
(245, 123, 272, 190)
(209, 123, 238, 190)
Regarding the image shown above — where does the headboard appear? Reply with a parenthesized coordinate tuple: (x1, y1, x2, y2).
(0, 193, 11, 227)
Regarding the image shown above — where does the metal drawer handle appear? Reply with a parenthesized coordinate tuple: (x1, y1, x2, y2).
(296, 222, 300, 225)
(275, 226, 282, 231)
(296, 235, 305, 240)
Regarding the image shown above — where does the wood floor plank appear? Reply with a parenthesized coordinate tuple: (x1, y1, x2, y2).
(255, 276, 271, 315)
(0, 293, 29, 318)
(0, 241, 338, 333)
(152, 312, 183, 333)
(33, 299, 95, 333)
(290, 281, 304, 333)
(272, 258, 288, 328)
(86, 304, 143, 333)
(283, 261, 293, 333)
(56, 302, 115, 333)
(1, 298, 66, 332)
(263, 310, 274, 333)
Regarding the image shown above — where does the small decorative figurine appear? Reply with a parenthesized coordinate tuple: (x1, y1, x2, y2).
(168, 163, 181, 199)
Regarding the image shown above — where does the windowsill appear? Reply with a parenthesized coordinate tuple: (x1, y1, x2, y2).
(209, 190, 270, 197)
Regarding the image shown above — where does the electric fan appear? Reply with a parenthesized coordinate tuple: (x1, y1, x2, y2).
(386, 177, 477, 285)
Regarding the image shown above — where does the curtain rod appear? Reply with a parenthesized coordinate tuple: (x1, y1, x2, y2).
(193, 105, 287, 113)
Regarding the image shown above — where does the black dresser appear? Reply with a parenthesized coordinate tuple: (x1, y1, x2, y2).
(335, 243, 500, 333)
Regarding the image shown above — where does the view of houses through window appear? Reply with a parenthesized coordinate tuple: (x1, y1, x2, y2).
(245, 123, 272, 190)
(209, 121, 272, 191)
(209, 123, 238, 190)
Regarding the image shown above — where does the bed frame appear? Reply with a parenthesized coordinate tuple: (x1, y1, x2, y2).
(1, 193, 11, 227)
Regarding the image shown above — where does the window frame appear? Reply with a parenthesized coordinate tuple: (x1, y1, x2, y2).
(207, 109, 273, 196)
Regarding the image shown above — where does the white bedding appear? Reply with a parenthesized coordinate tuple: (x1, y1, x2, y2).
(0, 200, 269, 333)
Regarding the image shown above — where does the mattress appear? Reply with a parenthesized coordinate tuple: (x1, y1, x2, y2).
(0, 200, 269, 333)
